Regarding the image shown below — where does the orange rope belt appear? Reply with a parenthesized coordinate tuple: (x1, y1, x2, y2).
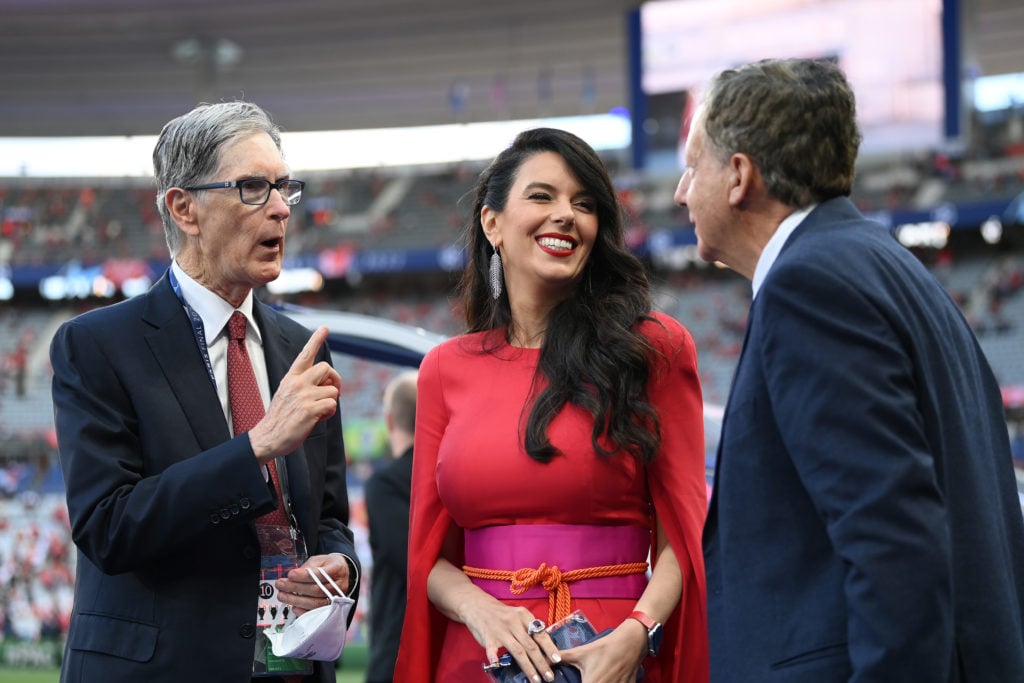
(463, 560, 649, 624)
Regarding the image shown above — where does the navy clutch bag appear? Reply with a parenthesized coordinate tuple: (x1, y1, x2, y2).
(483, 610, 641, 683)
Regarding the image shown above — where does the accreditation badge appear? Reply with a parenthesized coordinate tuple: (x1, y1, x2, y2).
(252, 524, 314, 677)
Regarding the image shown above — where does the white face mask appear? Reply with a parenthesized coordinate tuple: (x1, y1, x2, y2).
(264, 566, 356, 661)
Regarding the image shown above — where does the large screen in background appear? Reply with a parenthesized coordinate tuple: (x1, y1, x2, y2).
(634, 0, 950, 171)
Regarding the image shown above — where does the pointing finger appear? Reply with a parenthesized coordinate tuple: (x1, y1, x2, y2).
(289, 326, 329, 374)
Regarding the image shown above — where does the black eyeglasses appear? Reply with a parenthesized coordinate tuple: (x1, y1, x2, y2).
(184, 178, 305, 206)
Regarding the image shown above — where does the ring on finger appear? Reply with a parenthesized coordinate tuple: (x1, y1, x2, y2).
(527, 618, 546, 636)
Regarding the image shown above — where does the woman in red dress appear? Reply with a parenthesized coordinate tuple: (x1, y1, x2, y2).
(394, 128, 709, 683)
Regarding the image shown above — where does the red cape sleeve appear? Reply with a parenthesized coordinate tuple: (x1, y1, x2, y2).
(644, 313, 710, 682)
(394, 344, 452, 683)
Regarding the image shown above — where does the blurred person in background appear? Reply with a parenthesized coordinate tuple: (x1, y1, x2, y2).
(395, 127, 709, 682)
(679, 58, 1024, 681)
(50, 101, 359, 683)
(364, 370, 418, 683)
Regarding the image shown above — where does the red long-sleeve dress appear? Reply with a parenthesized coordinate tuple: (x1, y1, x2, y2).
(394, 312, 709, 682)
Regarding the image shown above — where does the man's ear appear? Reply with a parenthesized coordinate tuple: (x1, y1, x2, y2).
(728, 153, 758, 207)
(165, 188, 201, 238)
(480, 205, 500, 249)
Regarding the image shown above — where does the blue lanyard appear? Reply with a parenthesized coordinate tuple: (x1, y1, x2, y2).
(168, 267, 217, 388)
(167, 266, 301, 540)
(169, 268, 304, 541)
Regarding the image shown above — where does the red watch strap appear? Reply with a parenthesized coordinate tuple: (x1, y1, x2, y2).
(628, 610, 657, 630)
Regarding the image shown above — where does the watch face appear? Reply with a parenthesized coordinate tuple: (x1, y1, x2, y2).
(648, 622, 663, 656)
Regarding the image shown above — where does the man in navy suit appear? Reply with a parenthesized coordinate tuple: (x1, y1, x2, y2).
(678, 58, 1024, 681)
(51, 101, 359, 682)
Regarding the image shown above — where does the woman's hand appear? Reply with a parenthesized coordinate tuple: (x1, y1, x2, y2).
(557, 619, 648, 683)
(463, 600, 562, 683)
(427, 558, 561, 682)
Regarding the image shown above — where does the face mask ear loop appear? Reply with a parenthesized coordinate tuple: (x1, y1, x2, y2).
(308, 566, 359, 599)
(306, 567, 334, 598)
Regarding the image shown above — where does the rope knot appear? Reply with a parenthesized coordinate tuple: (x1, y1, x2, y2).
(510, 563, 563, 595)
(462, 559, 649, 624)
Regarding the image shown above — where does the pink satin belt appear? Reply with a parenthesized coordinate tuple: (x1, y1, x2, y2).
(463, 524, 650, 600)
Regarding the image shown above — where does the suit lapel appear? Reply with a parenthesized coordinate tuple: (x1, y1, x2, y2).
(254, 302, 293, 392)
(142, 274, 230, 451)
(706, 201, 844, 537)
(707, 202, 849, 541)
(704, 295, 758, 539)
(254, 303, 314, 537)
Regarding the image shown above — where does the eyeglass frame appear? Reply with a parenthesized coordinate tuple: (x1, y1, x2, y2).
(183, 178, 306, 206)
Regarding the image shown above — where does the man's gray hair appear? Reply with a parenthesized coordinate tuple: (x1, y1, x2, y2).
(153, 101, 283, 256)
(702, 58, 861, 208)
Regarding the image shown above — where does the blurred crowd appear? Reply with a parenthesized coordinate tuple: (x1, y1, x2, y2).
(0, 492, 74, 644)
(0, 252, 1023, 647)
(1, 145, 1024, 651)
(2, 149, 1024, 270)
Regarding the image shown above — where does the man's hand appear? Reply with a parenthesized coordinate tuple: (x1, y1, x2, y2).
(275, 553, 352, 616)
(249, 326, 342, 464)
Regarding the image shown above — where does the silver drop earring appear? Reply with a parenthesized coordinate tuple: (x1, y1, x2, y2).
(489, 246, 503, 300)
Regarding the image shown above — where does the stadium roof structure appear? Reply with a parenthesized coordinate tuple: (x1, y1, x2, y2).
(0, 0, 636, 138)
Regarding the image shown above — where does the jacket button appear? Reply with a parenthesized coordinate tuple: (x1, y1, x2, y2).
(240, 498, 251, 510)
(210, 514, 221, 525)
(230, 504, 240, 516)
(220, 509, 231, 519)
(239, 623, 256, 639)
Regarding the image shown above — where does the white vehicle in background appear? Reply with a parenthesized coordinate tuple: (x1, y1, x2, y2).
(280, 304, 446, 368)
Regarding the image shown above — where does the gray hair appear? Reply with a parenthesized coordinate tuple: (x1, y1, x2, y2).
(153, 101, 283, 255)
(702, 58, 861, 208)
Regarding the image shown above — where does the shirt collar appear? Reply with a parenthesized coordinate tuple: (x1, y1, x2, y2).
(751, 204, 816, 299)
(170, 261, 260, 345)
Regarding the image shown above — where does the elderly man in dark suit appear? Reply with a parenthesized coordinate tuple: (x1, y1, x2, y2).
(51, 101, 359, 682)
(677, 58, 1024, 681)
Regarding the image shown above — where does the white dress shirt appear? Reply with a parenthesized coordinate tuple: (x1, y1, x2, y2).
(170, 261, 271, 434)
(751, 204, 817, 299)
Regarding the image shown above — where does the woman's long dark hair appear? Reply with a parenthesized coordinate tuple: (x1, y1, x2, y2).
(460, 128, 661, 464)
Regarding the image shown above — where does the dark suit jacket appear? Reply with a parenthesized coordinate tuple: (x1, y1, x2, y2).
(363, 446, 412, 683)
(703, 197, 1024, 682)
(51, 273, 358, 683)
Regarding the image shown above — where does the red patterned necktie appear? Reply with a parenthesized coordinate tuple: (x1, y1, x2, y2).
(227, 311, 289, 528)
